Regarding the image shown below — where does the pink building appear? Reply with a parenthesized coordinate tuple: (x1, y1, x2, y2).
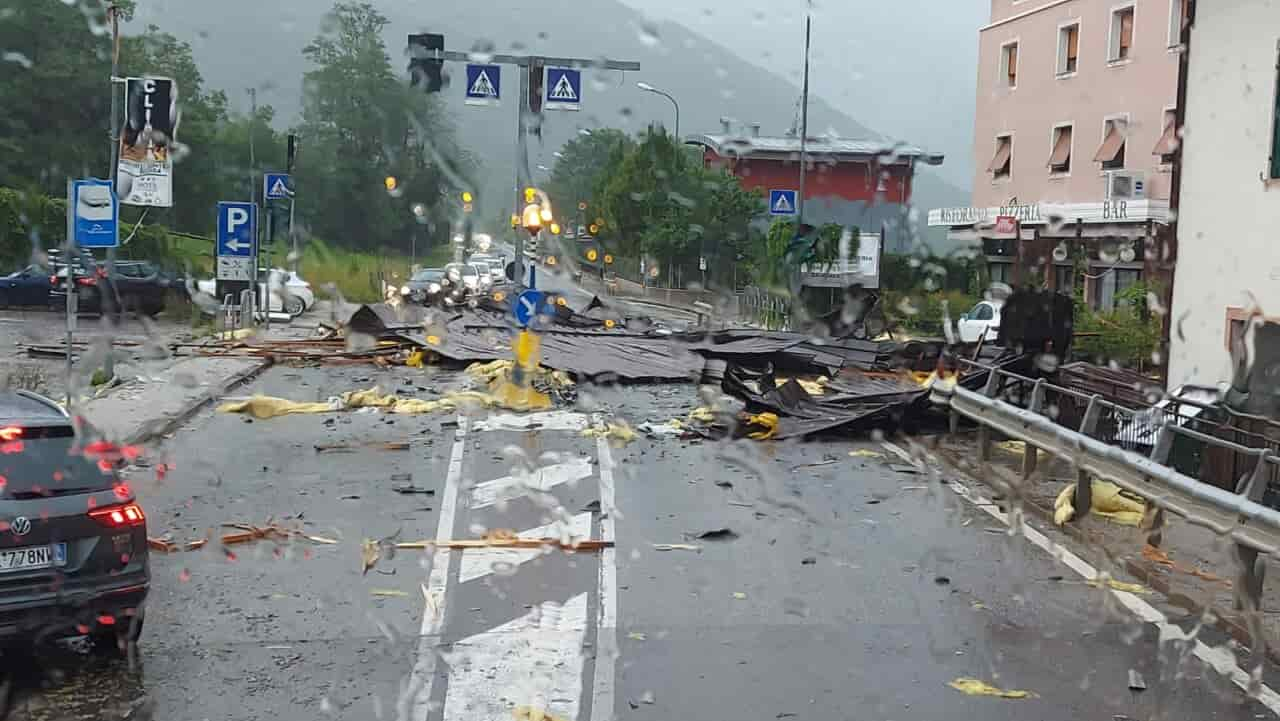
(930, 0, 1186, 309)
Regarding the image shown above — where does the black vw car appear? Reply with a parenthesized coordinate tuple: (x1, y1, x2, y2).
(0, 391, 149, 651)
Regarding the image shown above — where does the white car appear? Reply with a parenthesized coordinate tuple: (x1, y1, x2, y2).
(957, 300, 1003, 343)
(194, 269, 311, 317)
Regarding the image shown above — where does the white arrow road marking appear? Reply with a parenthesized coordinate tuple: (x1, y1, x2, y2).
(470, 456, 594, 510)
(443, 593, 588, 721)
(459, 512, 592, 584)
(471, 411, 589, 433)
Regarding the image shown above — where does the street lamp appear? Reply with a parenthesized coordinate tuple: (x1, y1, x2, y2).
(636, 81, 680, 138)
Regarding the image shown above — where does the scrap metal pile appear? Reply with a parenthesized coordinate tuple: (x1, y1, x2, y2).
(185, 290, 1057, 439)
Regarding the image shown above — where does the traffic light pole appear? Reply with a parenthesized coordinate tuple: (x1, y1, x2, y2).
(415, 47, 639, 288)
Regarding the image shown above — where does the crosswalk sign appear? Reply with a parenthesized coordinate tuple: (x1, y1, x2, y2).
(545, 68, 581, 111)
(465, 64, 501, 106)
(263, 172, 292, 201)
(769, 189, 798, 216)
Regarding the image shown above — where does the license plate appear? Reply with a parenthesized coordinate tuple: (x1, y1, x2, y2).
(0, 543, 67, 572)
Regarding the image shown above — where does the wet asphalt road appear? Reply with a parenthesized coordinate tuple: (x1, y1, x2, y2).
(6, 360, 1279, 720)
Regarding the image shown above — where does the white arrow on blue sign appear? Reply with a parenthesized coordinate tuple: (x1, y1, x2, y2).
(71, 178, 119, 248)
(465, 64, 501, 106)
(513, 289, 545, 327)
(264, 172, 292, 200)
(769, 189, 798, 216)
(545, 68, 581, 111)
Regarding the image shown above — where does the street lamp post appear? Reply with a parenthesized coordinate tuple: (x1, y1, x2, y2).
(636, 82, 679, 138)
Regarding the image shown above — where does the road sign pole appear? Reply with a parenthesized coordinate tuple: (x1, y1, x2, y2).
(513, 65, 528, 285)
(103, 3, 123, 382)
(287, 134, 298, 272)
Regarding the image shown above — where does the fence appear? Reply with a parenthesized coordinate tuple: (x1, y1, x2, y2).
(739, 286, 790, 330)
(940, 360, 1280, 610)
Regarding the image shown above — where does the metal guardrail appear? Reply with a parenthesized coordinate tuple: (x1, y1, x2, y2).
(937, 364, 1280, 610)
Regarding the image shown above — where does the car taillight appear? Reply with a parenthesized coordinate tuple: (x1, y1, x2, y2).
(76, 277, 97, 287)
(89, 503, 146, 528)
(0, 426, 22, 441)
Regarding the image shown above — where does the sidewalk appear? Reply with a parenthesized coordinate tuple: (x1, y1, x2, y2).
(934, 430, 1280, 661)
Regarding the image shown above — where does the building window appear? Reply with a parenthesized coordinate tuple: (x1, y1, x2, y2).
(1058, 23, 1080, 75)
(1095, 267, 1141, 311)
(1054, 265, 1075, 294)
(1271, 40, 1280, 179)
(1001, 42, 1019, 87)
(1094, 118, 1127, 170)
(989, 261, 1012, 285)
(1153, 109, 1178, 164)
(1168, 0, 1189, 48)
(1048, 124, 1073, 173)
(988, 135, 1013, 180)
(1109, 6, 1135, 62)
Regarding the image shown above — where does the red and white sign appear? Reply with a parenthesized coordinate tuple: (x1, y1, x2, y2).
(993, 215, 1018, 237)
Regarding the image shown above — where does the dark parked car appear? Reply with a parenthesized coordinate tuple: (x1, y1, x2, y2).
(0, 391, 149, 650)
(50, 257, 181, 317)
(402, 267, 445, 306)
(0, 265, 53, 307)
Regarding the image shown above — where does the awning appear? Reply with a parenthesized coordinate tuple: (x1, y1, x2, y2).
(1152, 118, 1178, 156)
(986, 137, 1012, 173)
(1047, 128, 1072, 168)
(1093, 123, 1126, 163)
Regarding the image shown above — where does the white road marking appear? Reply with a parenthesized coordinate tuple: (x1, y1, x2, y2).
(590, 418, 619, 721)
(458, 512, 593, 584)
(471, 410, 590, 433)
(470, 456, 595, 510)
(442, 593, 588, 721)
(406, 415, 469, 721)
(946, 475, 1280, 715)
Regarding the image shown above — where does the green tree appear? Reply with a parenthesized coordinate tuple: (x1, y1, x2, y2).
(546, 128, 634, 227)
(293, 1, 468, 253)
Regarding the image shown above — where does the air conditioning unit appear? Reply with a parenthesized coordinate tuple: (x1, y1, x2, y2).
(1104, 170, 1147, 200)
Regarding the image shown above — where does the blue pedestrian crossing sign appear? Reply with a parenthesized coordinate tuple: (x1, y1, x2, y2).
(769, 189, 798, 216)
(545, 68, 582, 111)
(465, 64, 501, 106)
(513, 289, 545, 327)
(263, 172, 292, 201)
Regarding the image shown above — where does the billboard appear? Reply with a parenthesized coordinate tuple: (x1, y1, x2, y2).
(118, 77, 179, 207)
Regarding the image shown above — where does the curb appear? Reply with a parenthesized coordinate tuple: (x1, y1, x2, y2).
(123, 358, 274, 447)
(929, 440, 1280, 666)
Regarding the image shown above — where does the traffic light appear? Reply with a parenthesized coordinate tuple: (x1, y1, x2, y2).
(588, 223, 599, 235)
(461, 191, 473, 203)
(586, 249, 598, 262)
(407, 34, 445, 92)
(549, 223, 561, 235)
(524, 187, 537, 203)
(384, 176, 398, 191)
(529, 60, 544, 113)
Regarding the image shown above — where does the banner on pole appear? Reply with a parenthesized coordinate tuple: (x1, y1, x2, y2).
(118, 76, 179, 207)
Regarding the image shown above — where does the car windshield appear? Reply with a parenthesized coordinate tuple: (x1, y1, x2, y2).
(6, 1, 1277, 719)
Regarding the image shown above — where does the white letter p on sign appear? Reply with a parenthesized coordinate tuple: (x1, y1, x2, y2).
(227, 207, 249, 233)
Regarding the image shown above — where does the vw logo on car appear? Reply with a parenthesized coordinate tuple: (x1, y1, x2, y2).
(10, 516, 31, 537)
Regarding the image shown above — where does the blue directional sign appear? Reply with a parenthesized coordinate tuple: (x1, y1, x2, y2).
(465, 64, 501, 106)
(71, 179, 118, 248)
(769, 189, 798, 216)
(545, 68, 582, 111)
(263, 172, 292, 200)
(216, 201, 257, 281)
(513, 289, 545, 327)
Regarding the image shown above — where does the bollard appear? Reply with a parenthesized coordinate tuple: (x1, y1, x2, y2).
(1234, 544, 1267, 613)
(1022, 442, 1039, 478)
(977, 425, 992, 462)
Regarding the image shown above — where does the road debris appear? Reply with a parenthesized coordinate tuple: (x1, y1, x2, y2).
(745, 412, 779, 440)
(694, 528, 739, 542)
(315, 440, 411, 453)
(848, 449, 884, 458)
(732, 591, 748, 600)
(653, 543, 701, 552)
(627, 632, 647, 641)
(637, 419, 686, 437)
(1087, 577, 1150, 594)
(1141, 544, 1232, 586)
(947, 678, 1033, 699)
(150, 521, 336, 553)
(392, 484, 435, 495)
(1053, 479, 1145, 526)
(370, 589, 410, 598)
(581, 421, 637, 444)
(147, 537, 207, 553)
(395, 537, 613, 551)
(1127, 669, 1147, 691)
(513, 706, 570, 721)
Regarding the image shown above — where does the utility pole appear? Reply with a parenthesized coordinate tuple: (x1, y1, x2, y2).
(103, 2, 122, 381)
(287, 134, 298, 271)
(790, 9, 813, 308)
(247, 88, 257, 202)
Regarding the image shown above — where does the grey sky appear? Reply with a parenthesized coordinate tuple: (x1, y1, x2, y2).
(616, 0, 987, 186)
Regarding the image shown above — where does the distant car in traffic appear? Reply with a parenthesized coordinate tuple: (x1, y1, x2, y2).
(402, 267, 445, 305)
(441, 263, 485, 307)
(0, 390, 149, 650)
(468, 254, 508, 285)
(0, 265, 53, 308)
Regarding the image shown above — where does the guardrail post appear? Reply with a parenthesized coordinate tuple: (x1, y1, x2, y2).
(1073, 468, 1092, 518)
(1151, 424, 1174, 466)
(982, 370, 1000, 398)
(1234, 544, 1266, 613)
(1079, 395, 1102, 437)
(1028, 379, 1046, 415)
(1022, 442, 1039, 478)
(1236, 451, 1271, 505)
